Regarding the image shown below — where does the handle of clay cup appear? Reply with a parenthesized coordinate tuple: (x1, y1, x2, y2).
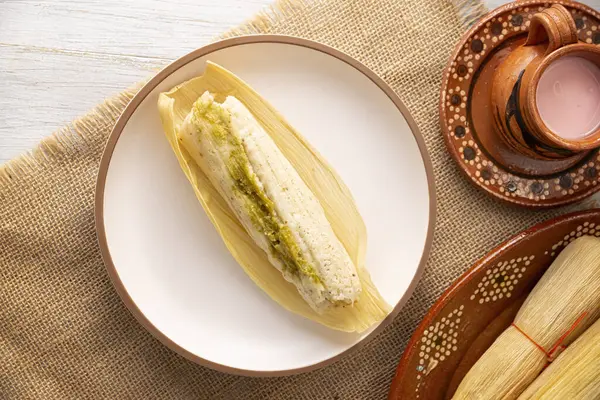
(525, 4, 578, 56)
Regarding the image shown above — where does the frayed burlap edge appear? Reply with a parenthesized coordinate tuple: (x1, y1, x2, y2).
(452, 0, 489, 27)
(0, 86, 140, 187)
(222, 0, 487, 37)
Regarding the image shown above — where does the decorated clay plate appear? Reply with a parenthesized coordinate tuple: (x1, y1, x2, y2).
(388, 209, 600, 399)
(95, 35, 435, 376)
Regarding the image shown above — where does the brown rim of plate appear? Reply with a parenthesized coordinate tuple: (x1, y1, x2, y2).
(94, 34, 437, 377)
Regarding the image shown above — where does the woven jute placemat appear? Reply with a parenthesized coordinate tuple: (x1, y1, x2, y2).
(0, 0, 584, 398)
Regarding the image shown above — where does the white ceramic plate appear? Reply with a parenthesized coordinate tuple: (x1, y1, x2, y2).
(96, 35, 435, 376)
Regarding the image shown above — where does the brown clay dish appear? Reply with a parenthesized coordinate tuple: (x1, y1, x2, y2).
(440, 1, 600, 207)
(388, 208, 600, 399)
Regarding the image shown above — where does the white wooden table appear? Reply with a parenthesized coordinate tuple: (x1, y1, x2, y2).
(1, 0, 598, 164)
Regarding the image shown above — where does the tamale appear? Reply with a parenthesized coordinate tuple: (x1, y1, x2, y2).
(179, 91, 362, 312)
(157, 61, 390, 332)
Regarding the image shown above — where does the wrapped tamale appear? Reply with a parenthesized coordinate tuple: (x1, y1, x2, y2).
(518, 318, 600, 400)
(453, 235, 600, 399)
(157, 61, 390, 332)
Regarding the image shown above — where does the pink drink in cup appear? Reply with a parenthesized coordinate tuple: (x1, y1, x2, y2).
(536, 56, 600, 141)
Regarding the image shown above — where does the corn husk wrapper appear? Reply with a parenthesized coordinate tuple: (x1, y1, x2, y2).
(518, 318, 600, 400)
(157, 62, 390, 332)
(453, 235, 600, 400)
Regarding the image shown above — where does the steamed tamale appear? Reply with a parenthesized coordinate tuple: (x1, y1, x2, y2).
(158, 62, 390, 332)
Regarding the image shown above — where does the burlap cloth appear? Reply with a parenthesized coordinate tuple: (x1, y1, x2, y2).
(1, 0, 590, 398)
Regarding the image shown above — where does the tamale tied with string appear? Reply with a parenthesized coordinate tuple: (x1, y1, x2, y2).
(453, 235, 600, 400)
(518, 317, 600, 400)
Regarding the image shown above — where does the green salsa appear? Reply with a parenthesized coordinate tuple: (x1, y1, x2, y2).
(192, 99, 321, 284)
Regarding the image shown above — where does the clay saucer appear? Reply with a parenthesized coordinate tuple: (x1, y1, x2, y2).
(388, 209, 600, 399)
(440, 0, 600, 207)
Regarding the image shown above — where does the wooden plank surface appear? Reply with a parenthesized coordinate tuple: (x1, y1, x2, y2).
(1, 0, 598, 163)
